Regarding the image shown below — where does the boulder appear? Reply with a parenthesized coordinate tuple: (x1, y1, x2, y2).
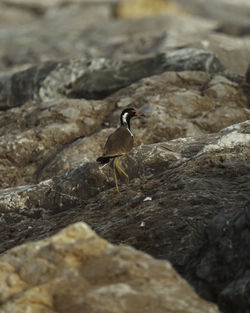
(183, 201, 250, 313)
(0, 120, 249, 264)
(0, 98, 113, 188)
(0, 51, 222, 109)
(0, 222, 220, 313)
(1, 1, 250, 312)
(1, 63, 249, 188)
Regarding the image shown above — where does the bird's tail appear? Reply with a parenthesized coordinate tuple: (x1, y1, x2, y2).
(96, 156, 110, 164)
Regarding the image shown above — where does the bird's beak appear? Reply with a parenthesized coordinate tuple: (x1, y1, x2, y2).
(135, 112, 145, 117)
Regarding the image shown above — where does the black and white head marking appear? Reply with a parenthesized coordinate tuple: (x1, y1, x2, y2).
(122, 112, 129, 125)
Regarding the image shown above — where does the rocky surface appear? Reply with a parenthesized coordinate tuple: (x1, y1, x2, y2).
(1, 0, 250, 76)
(0, 222, 221, 313)
(0, 0, 250, 312)
(0, 64, 249, 188)
(184, 201, 250, 313)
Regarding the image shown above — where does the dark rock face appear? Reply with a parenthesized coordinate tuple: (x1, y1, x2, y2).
(0, 61, 58, 109)
(164, 49, 224, 73)
(0, 1, 250, 312)
(184, 201, 250, 313)
(0, 121, 249, 261)
(0, 50, 223, 109)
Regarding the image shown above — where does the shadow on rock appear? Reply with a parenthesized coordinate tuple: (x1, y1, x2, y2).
(183, 201, 250, 313)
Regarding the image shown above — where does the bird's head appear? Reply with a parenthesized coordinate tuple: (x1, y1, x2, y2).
(120, 108, 145, 125)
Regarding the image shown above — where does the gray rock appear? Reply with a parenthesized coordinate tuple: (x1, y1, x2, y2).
(190, 33, 250, 75)
(0, 98, 113, 188)
(183, 201, 250, 313)
(1, 0, 250, 77)
(172, 0, 250, 24)
(0, 67, 249, 189)
(163, 48, 224, 73)
(0, 51, 223, 110)
(0, 61, 58, 109)
(0, 2, 250, 312)
(0, 120, 249, 263)
(246, 63, 250, 84)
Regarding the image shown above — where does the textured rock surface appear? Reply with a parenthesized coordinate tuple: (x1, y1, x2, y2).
(0, 120, 249, 257)
(0, 66, 249, 188)
(1, 0, 250, 76)
(0, 97, 112, 188)
(0, 51, 223, 109)
(184, 201, 250, 313)
(1, 1, 250, 313)
(0, 222, 221, 313)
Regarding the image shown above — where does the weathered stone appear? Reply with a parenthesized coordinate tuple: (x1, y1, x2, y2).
(0, 222, 220, 313)
(64, 55, 168, 100)
(0, 68, 249, 188)
(0, 1, 250, 312)
(1, 0, 250, 76)
(163, 48, 224, 73)
(183, 201, 250, 313)
(0, 120, 249, 261)
(0, 98, 112, 188)
(246, 63, 250, 84)
(116, 0, 186, 19)
(171, 0, 250, 25)
(190, 33, 250, 75)
(0, 61, 58, 109)
(0, 0, 114, 72)
(0, 51, 223, 110)
(38, 128, 115, 181)
(215, 21, 250, 37)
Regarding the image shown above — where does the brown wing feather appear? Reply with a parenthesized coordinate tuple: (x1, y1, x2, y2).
(103, 127, 134, 157)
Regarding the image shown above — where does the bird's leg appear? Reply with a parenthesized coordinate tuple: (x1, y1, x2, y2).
(116, 157, 129, 185)
(99, 163, 108, 169)
(113, 158, 120, 193)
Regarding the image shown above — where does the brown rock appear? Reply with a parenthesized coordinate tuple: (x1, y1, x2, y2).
(116, 0, 186, 19)
(0, 120, 249, 312)
(0, 67, 249, 188)
(0, 3, 250, 311)
(0, 98, 112, 188)
(0, 222, 221, 313)
(0, 119, 249, 254)
(38, 128, 115, 181)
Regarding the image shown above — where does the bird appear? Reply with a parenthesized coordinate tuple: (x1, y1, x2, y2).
(97, 108, 144, 193)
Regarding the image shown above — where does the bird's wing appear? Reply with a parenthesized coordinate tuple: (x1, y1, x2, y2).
(103, 127, 134, 157)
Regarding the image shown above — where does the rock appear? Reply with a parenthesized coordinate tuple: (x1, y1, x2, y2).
(0, 0, 114, 71)
(116, 0, 186, 19)
(79, 13, 217, 60)
(0, 120, 249, 261)
(215, 21, 250, 37)
(0, 51, 223, 109)
(107, 70, 248, 142)
(38, 128, 115, 181)
(65, 55, 168, 100)
(190, 33, 250, 75)
(0, 222, 221, 313)
(0, 61, 58, 109)
(246, 63, 250, 84)
(1, 0, 250, 76)
(1, 1, 250, 312)
(171, 0, 250, 25)
(0, 65, 249, 188)
(163, 48, 224, 73)
(183, 201, 250, 313)
(0, 98, 113, 188)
